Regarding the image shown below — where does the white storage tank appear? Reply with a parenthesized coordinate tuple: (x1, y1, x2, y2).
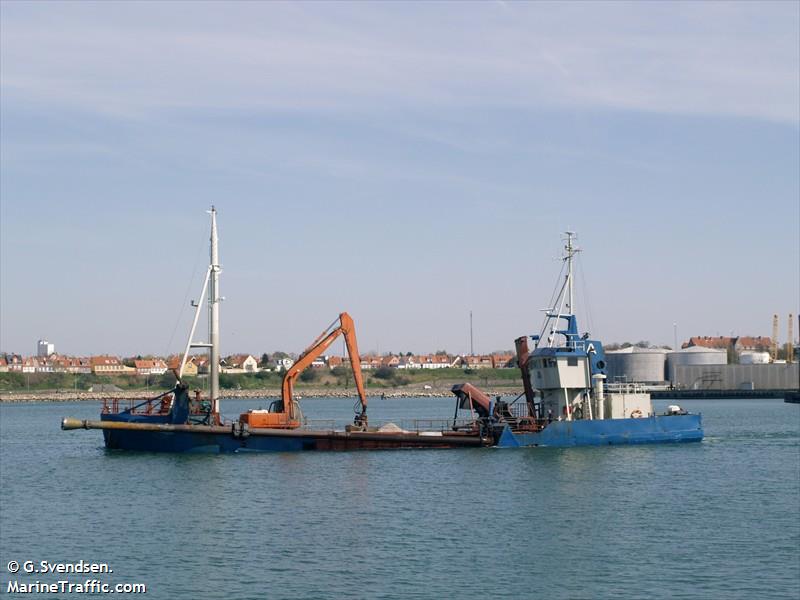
(666, 346, 728, 381)
(605, 347, 667, 383)
(738, 351, 770, 365)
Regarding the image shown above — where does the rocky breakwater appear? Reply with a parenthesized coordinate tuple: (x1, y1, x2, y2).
(0, 386, 519, 403)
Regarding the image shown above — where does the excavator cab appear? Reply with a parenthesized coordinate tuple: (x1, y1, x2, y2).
(239, 406, 301, 429)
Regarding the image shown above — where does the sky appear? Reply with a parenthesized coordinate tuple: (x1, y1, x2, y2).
(1, 0, 798, 358)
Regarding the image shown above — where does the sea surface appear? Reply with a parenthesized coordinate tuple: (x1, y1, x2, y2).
(1, 397, 798, 599)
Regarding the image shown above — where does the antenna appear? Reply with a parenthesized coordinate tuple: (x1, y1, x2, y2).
(562, 231, 580, 316)
(209, 206, 221, 414)
(470, 311, 474, 356)
(538, 232, 583, 349)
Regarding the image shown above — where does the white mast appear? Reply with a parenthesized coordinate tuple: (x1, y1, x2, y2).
(177, 207, 221, 419)
(565, 231, 575, 316)
(209, 206, 220, 414)
(541, 232, 580, 349)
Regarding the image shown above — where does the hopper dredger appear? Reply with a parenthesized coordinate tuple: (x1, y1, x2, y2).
(61, 220, 702, 452)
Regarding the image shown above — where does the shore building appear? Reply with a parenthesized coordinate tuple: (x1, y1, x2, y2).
(37, 340, 55, 357)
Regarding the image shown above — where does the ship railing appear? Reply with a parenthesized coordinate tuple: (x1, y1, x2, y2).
(507, 404, 533, 419)
(605, 382, 647, 394)
(302, 419, 339, 431)
(399, 418, 478, 433)
(300, 418, 479, 433)
(102, 390, 174, 415)
(500, 403, 547, 431)
(567, 340, 588, 352)
(509, 417, 549, 432)
(188, 399, 213, 416)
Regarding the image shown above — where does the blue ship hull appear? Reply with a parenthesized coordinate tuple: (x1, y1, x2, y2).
(495, 414, 703, 448)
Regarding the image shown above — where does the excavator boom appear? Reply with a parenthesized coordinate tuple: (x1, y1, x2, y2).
(240, 312, 368, 429)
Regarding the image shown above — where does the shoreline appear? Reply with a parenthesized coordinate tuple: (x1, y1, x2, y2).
(0, 387, 520, 404)
(1, 387, 792, 404)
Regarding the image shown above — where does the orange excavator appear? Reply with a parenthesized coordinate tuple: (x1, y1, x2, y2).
(239, 312, 368, 430)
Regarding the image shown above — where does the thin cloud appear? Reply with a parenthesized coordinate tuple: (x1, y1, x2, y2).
(0, 1, 797, 123)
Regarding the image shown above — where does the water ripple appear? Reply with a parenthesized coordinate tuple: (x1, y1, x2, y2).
(1, 398, 798, 599)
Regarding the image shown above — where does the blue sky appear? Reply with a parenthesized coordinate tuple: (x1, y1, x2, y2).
(1, 1, 798, 357)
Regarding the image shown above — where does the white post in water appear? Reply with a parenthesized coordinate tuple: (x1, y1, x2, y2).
(209, 206, 221, 415)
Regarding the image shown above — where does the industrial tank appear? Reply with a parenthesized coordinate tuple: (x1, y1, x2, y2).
(666, 346, 728, 381)
(739, 351, 770, 365)
(605, 347, 667, 383)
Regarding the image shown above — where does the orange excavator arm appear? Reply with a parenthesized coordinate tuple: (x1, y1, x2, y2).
(282, 312, 368, 428)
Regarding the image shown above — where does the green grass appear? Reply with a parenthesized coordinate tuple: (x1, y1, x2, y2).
(0, 367, 523, 393)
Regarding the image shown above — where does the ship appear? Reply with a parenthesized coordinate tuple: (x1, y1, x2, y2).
(61, 207, 488, 452)
(451, 232, 703, 447)
(61, 217, 702, 451)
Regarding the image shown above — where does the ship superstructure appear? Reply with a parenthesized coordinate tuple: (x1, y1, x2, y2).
(529, 233, 652, 423)
(453, 232, 703, 447)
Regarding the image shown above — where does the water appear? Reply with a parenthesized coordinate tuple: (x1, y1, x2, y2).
(1, 398, 798, 599)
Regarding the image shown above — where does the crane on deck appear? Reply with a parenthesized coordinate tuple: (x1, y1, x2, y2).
(239, 312, 368, 430)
